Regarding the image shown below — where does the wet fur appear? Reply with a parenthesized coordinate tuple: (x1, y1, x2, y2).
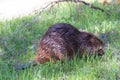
(35, 23, 104, 63)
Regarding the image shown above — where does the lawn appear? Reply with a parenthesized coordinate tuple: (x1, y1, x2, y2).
(0, 2, 120, 80)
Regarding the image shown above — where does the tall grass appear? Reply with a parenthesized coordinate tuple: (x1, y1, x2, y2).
(0, 2, 120, 80)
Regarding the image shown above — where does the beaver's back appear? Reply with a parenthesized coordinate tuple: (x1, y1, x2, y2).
(35, 23, 80, 63)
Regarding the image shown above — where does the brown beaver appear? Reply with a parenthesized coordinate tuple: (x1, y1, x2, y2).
(35, 23, 104, 64)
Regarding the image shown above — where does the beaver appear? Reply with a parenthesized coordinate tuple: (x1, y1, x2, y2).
(35, 23, 104, 64)
(14, 23, 105, 70)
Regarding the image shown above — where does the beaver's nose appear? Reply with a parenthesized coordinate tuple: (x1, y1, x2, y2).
(98, 49, 105, 56)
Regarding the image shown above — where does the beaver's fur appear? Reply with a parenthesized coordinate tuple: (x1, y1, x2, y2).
(35, 23, 104, 63)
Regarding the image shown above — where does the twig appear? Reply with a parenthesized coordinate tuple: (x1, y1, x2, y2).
(24, 0, 105, 28)
(38, 0, 105, 15)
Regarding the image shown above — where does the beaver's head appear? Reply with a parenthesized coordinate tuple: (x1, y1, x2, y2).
(79, 32, 105, 57)
(86, 34, 105, 56)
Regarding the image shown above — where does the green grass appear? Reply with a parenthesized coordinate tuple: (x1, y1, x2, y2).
(0, 2, 120, 80)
